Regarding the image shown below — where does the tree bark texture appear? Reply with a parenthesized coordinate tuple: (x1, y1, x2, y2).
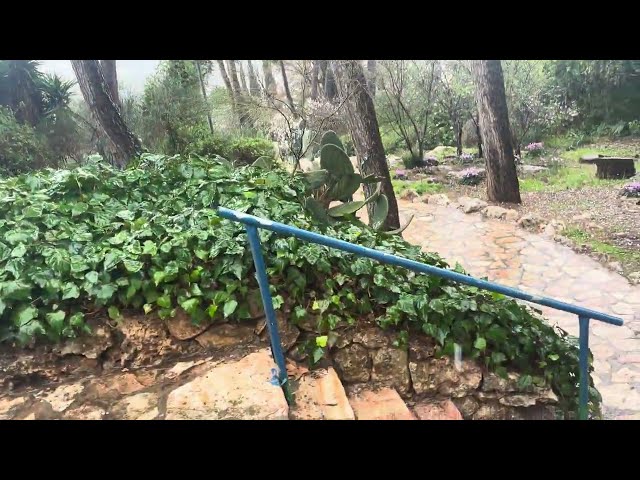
(216, 60, 237, 122)
(100, 60, 120, 109)
(470, 60, 521, 203)
(71, 60, 142, 167)
(332, 60, 400, 230)
(247, 61, 260, 96)
(367, 60, 377, 96)
(237, 60, 249, 95)
(324, 61, 338, 102)
(279, 60, 297, 116)
(227, 60, 249, 126)
(310, 60, 320, 100)
(262, 60, 277, 96)
(195, 60, 214, 134)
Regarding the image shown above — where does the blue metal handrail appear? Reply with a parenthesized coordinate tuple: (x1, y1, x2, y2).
(217, 207, 624, 420)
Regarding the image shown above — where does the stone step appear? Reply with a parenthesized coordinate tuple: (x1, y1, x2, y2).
(347, 387, 416, 420)
(289, 366, 355, 420)
(165, 349, 289, 420)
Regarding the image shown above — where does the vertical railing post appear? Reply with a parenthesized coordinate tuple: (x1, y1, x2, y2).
(578, 315, 590, 420)
(244, 225, 291, 402)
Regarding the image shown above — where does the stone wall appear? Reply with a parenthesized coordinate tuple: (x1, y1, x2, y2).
(1, 304, 562, 420)
(328, 321, 561, 420)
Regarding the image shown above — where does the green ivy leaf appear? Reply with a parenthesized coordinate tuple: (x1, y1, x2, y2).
(223, 299, 238, 318)
(157, 295, 172, 308)
(85, 271, 99, 283)
(180, 298, 200, 314)
(71, 202, 88, 216)
(124, 259, 143, 273)
(116, 210, 135, 221)
(315, 336, 328, 348)
(108, 306, 122, 321)
(15, 306, 38, 327)
(474, 337, 487, 351)
(207, 304, 218, 318)
(69, 312, 84, 328)
(96, 284, 117, 302)
(142, 240, 157, 256)
(10, 244, 27, 258)
(46, 310, 66, 335)
(429, 298, 445, 315)
(272, 295, 284, 309)
(153, 271, 166, 286)
(62, 282, 80, 300)
(312, 347, 324, 364)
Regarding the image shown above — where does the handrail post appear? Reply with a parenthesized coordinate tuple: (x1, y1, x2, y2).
(245, 225, 291, 402)
(578, 315, 590, 420)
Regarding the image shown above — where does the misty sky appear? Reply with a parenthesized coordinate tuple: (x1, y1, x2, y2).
(38, 60, 162, 95)
(37, 60, 229, 98)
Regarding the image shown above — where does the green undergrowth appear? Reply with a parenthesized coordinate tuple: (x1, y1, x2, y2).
(519, 164, 627, 192)
(558, 144, 639, 163)
(0, 153, 599, 417)
(392, 179, 444, 196)
(564, 227, 640, 266)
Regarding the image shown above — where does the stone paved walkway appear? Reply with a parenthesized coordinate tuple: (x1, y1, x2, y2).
(395, 199, 640, 419)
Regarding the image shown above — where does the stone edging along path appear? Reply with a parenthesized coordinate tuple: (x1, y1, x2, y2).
(389, 193, 640, 420)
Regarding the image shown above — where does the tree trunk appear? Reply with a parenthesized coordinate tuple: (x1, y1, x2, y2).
(476, 124, 483, 158)
(71, 60, 142, 167)
(319, 60, 328, 94)
(237, 61, 249, 95)
(332, 60, 400, 231)
(324, 61, 338, 102)
(279, 60, 297, 116)
(100, 60, 120, 110)
(247, 61, 260, 96)
(456, 121, 463, 156)
(470, 60, 521, 203)
(216, 60, 237, 122)
(194, 60, 214, 134)
(227, 60, 242, 98)
(367, 60, 377, 96)
(262, 60, 277, 96)
(310, 60, 320, 100)
(227, 60, 249, 126)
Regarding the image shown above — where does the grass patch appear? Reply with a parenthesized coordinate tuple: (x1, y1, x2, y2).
(564, 227, 640, 266)
(519, 163, 628, 193)
(392, 179, 444, 196)
(559, 145, 639, 163)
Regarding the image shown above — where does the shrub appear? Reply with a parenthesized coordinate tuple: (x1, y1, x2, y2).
(186, 134, 275, 166)
(0, 107, 49, 176)
(401, 151, 428, 169)
(0, 154, 599, 417)
(459, 167, 484, 185)
(426, 145, 458, 160)
(621, 182, 640, 198)
(186, 130, 231, 159)
(227, 137, 275, 166)
(381, 129, 404, 154)
(628, 120, 640, 137)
